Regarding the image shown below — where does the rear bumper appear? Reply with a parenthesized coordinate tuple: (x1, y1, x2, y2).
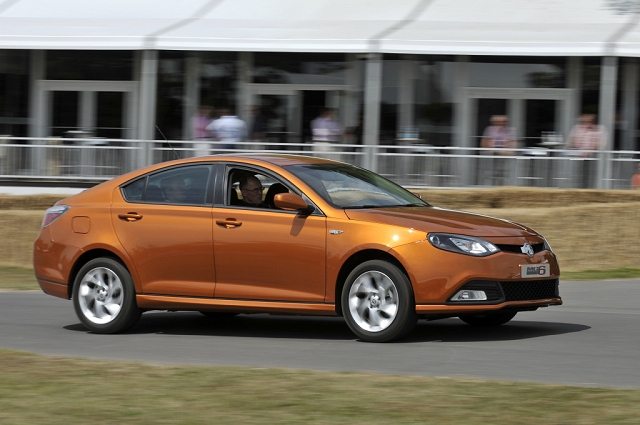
(36, 278, 69, 299)
(33, 226, 80, 300)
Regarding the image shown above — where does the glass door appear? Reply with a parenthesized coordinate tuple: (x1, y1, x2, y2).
(51, 91, 80, 137)
(248, 84, 347, 152)
(96, 92, 126, 139)
(257, 93, 300, 149)
(37, 81, 137, 177)
(462, 87, 572, 187)
(524, 99, 557, 148)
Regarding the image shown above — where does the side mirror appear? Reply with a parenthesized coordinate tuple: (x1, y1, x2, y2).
(412, 192, 422, 200)
(274, 193, 314, 214)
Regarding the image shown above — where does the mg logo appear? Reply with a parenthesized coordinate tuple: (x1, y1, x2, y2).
(521, 243, 534, 258)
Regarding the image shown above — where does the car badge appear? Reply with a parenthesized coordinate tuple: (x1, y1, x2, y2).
(329, 229, 344, 235)
(521, 243, 534, 258)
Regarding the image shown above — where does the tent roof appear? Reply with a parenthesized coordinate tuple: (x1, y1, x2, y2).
(1, 0, 638, 56)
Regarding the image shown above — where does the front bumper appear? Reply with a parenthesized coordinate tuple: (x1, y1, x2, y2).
(391, 237, 562, 307)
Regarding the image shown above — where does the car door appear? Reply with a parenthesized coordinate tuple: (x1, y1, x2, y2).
(212, 166, 326, 302)
(111, 164, 216, 297)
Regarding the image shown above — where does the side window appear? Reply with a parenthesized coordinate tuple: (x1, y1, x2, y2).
(121, 178, 145, 202)
(227, 168, 291, 209)
(121, 165, 212, 205)
(147, 165, 212, 205)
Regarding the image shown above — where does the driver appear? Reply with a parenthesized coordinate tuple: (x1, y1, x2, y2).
(239, 175, 267, 208)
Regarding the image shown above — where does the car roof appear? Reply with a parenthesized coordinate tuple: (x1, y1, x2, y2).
(210, 153, 339, 167)
(101, 153, 342, 188)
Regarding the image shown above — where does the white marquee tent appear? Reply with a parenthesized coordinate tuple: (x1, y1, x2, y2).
(1, 0, 639, 56)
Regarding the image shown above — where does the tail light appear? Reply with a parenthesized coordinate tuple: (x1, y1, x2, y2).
(42, 205, 70, 227)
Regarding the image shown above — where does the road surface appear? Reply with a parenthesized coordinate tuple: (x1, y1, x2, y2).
(1, 280, 638, 388)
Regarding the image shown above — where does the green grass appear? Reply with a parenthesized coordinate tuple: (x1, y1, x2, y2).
(0, 349, 638, 425)
(561, 268, 640, 281)
(0, 267, 38, 291)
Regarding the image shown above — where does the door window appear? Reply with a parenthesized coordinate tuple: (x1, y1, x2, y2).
(121, 165, 213, 205)
(227, 167, 291, 210)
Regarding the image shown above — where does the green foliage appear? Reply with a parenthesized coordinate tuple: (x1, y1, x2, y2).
(1, 350, 639, 425)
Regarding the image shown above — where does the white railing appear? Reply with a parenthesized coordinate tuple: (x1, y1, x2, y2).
(0, 136, 638, 189)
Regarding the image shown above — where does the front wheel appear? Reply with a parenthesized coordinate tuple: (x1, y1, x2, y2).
(72, 258, 141, 333)
(458, 310, 517, 326)
(341, 260, 417, 342)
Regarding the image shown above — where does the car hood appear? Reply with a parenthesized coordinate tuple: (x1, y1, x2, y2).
(344, 206, 538, 237)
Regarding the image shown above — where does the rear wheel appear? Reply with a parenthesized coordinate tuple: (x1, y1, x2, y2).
(72, 258, 141, 333)
(341, 260, 417, 342)
(459, 311, 517, 326)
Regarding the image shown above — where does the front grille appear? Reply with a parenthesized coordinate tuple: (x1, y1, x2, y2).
(450, 279, 559, 304)
(501, 279, 559, 301)
(495, 243, 545, 254)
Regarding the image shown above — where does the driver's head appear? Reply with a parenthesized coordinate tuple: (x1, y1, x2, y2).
(239, 175, 263, 206)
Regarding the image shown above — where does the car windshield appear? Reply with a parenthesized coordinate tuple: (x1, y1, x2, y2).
(285, 163, 429, 209)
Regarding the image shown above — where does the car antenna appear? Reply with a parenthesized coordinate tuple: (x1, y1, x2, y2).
(156, 125, 180, 160)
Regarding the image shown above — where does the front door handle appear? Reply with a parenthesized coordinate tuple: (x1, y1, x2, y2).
(216, 218, 242, 228)
(118, 212, 143, 222)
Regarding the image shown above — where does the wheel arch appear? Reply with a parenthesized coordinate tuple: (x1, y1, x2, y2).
(67, 249, 131, 299)
(334, 249, 412, 317)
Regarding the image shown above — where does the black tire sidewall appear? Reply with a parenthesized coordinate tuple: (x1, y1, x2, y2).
(341, 260, 417, 342)
(72, 257, 140, 333)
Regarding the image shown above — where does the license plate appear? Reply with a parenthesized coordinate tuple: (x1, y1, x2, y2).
(521, 264, 551, 278)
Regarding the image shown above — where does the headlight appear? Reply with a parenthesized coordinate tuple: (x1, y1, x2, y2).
(542, 236, 554, 253)
(428, 233, 500, 257)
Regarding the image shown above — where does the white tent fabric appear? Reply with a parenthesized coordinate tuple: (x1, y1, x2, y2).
(0, 0, 639, 56)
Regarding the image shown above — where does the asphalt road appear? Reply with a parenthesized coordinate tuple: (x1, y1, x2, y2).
(1, 280, 639, 389)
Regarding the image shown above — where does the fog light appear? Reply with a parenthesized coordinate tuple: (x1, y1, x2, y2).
(450, 290, 487, 301)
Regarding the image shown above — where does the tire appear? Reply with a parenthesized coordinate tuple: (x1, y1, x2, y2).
(458, 310, 517, 326)
(341, 260, 417, 342)
(72, 258, 141, 333)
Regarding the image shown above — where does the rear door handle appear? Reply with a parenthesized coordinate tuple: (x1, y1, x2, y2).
(118, 213, 143, 222)
(216, 218, 242, 228)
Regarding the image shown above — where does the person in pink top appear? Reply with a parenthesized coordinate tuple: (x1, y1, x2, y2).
(481, 115, 516, 154)
(566, 114, 607, 188)
(566, 114, 605, 157)
(191, 105, 213, 157)
(631, 163, 640, 189)
(480, 115, 516, 185)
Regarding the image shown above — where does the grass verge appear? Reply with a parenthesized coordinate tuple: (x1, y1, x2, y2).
(0, 267, 37, 291)
(561, 268, 640, 281)
(1, 349, 639, 425)
(2, 267, 640, 292)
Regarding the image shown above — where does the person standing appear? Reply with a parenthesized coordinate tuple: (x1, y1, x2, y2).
(190, 105, 213, 157)
(566, 114, 607, 188)
(631, 163, 640, 189)
(206, 108, 248, 152)
(311, 108, 342, 157)
(480, 115, 516, 185)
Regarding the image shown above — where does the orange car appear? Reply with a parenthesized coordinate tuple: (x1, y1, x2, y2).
(34, 154, 561, 342)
